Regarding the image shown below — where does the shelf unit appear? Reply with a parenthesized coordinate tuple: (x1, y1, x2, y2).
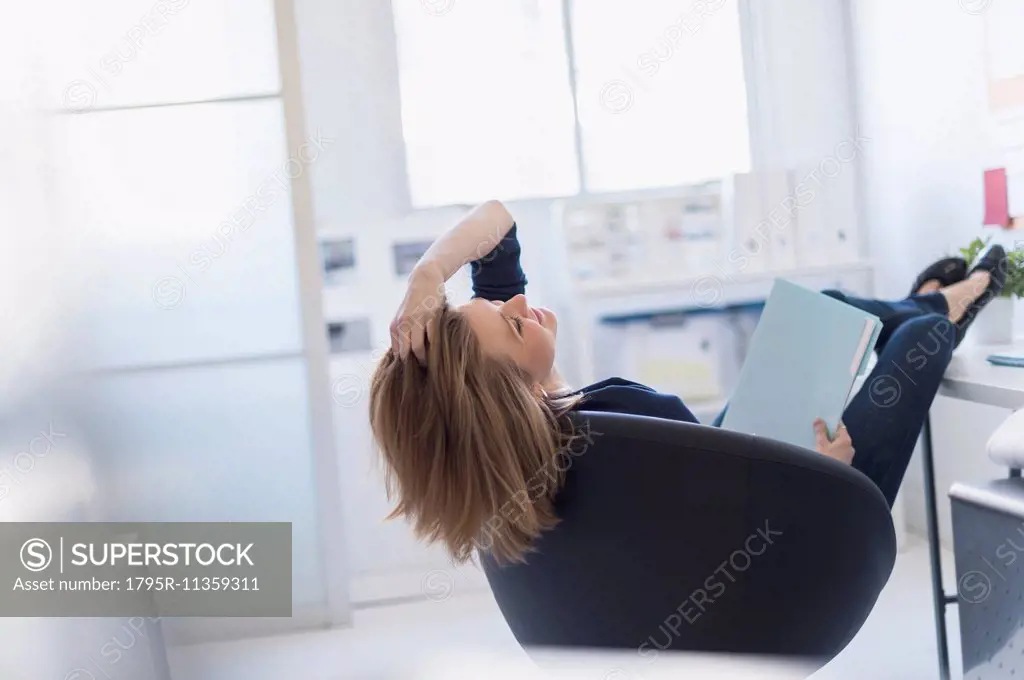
(572, 261, 875, 386)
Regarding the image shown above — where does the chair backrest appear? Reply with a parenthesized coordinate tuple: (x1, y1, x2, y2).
(481, 411, 896, 662)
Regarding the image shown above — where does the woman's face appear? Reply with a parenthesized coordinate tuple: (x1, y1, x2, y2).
(459, 294, 558, 384)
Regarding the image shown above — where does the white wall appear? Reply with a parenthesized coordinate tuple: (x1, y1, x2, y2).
(746, 0, 859, 171)
(292, 0, 411, 229)
(850, 0, 1019, 545)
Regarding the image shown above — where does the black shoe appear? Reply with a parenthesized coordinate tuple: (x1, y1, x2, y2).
(909, 257, 967, 296)
(954, 245, 1009, 347)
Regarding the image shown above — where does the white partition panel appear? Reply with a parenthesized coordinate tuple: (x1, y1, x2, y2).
(77, 359, 323, 609)
(52, 99, 303, 370)
(34, 0, 349, 642)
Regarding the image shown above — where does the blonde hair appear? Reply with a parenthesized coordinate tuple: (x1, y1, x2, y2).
(369, 301, 584, 564)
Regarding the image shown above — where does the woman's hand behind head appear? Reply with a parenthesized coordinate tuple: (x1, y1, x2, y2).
(390, 262, 446, 364)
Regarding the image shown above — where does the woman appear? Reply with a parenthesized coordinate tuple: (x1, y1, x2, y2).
(370, 200, 1006, 563)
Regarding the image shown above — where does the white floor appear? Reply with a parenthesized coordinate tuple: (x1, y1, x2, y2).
(170, 538, 965, 680)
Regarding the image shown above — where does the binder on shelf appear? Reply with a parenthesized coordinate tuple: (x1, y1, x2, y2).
(762, 170, 798, 271)
(827, 167, 861, 264)
(729, 172, 771, 275)
(793, 163, 860, 267)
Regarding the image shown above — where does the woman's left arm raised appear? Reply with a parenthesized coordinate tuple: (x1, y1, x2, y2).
(390, 201, 516, 362)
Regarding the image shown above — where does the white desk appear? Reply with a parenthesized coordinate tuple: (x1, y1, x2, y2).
(941, 342, 1024, 409)
(924, 340, 1024, 680)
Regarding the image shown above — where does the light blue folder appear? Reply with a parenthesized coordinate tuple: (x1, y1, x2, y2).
(987, 353, 1024, 368)
(721, 279, 882, 450)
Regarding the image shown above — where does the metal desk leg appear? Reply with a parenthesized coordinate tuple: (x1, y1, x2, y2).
(921, 416, 951, 680)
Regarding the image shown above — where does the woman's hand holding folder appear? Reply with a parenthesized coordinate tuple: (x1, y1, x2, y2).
(814, 419, 854, 465)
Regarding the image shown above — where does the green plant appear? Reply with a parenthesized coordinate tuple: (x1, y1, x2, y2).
(957, 235, 990, 267)
(957, 236, 1024, 299)
(1005, 249, 1024, 299)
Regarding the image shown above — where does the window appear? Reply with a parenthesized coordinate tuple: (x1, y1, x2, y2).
(391, 0, 580, 207)
(391, 0, 751, 206)
(571, 0, 751, 193)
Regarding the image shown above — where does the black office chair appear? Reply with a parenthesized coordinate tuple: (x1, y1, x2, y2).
(481, 411, 896, 666)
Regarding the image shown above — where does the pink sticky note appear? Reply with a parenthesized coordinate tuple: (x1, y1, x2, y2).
(984, 168, 1011, 228)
